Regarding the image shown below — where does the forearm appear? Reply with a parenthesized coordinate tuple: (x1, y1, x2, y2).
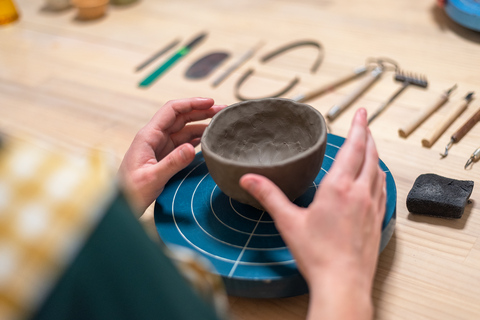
(306, 270, 374, 320)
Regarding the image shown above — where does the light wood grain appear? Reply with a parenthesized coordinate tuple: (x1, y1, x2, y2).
(2, 1, 480, 319)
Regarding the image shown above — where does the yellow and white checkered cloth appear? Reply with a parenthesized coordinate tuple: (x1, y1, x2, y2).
(0, 136, 116, 320)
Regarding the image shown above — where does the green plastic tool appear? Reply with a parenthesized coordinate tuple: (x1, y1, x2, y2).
(139, 32, 207, 88)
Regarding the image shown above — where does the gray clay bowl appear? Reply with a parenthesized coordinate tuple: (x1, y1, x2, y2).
(201, 98, 327, 209)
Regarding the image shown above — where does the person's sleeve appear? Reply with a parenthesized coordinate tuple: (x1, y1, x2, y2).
(31, 192, 221, 320)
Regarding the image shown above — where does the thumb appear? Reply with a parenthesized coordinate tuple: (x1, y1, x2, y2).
(153, 143, 196, 185)
(240, 174, 299, 228)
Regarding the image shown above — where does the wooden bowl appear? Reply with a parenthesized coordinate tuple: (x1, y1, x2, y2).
(201, 98, 327, 209)
(71, 0, 109, 20)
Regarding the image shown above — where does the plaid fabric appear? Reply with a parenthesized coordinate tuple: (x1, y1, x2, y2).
(0, 136, 116, 320)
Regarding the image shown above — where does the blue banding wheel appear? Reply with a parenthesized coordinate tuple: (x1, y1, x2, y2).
(154, 134, 396, 298)
(444, 0, 480, 32)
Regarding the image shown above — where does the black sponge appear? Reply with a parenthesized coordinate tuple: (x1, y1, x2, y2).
(406, 173, 474, 219)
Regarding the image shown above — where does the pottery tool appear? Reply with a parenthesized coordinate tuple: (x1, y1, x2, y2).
(326, 65, 384, 122)
(154, 134, 396, 298)
(421, 92, 475, 148)
(185, 52, 230, 79)
(367, 70, 428, 125)
(212, 42, 263, 88)
(465, 146, 480, 169)
(398, 84, 457, 138)
(135, 38, 181, 72)
(139, 32, 207, 87)
(440, 105, 480, 157)
(291, 65, 368, 102)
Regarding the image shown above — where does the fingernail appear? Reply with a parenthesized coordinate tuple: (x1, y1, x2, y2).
(242, 178, 258, 192)
(179, 146, 188, 161)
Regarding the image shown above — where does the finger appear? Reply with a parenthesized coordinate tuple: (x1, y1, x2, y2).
(330, 108, 368, 180)
(240, 174, 299, 227)
(152, 143, 196, 186)
(148, 98, 215, 132)
(357, 129, 380, 194)
(170, 124, 208, 148)
(168, 104, 226, 134)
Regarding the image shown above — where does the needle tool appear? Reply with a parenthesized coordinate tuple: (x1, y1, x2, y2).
(440, 104, 480, 158)
(399, 84, 457, 138)
(135, 38, 181, 72)
(421, 92, 474, 148)
(368, 70, 428, 125)
(212, 42, 263, 88)
(291, 65, 368, 102)
(139, 32, 207, 88)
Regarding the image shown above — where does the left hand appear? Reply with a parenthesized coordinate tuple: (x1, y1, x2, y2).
(118, 98, 226, 215)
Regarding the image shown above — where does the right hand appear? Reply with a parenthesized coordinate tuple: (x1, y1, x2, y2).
(240, 108, 386, 320)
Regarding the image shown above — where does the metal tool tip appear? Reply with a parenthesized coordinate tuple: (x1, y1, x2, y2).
(465, 158, 473, 169)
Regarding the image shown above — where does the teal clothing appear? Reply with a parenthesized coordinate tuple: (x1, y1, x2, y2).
(32, 193, 220, 320)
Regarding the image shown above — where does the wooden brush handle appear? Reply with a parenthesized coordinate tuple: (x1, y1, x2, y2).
(452, 107, 480, 142)
(421, 100, 470, 148)
(398, 94, 448, 138)
(326, 66, 382, 121)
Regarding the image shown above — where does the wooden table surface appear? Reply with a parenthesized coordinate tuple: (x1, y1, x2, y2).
(2, 0, 480, 319)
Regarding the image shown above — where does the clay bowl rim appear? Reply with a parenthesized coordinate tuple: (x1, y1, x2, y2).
(201, 98, 327, 169)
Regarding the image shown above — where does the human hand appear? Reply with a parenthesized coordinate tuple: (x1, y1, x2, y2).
(118, 98, 226, 216)
(240, 108, 386, 320)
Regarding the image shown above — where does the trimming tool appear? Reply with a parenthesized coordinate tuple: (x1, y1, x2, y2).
(368, 70, 428, 125)
(135, 38, 181, 72)
(465, 147, 480, 169)
(291, 65, 368, 102)
(440, 105, 480, 157)
(212, 42, 263, 88)
(421, 92, 475, 148)
(325, 58, 398, 122)
(398, 84, 457, 138)
(139, 32, 207, 88)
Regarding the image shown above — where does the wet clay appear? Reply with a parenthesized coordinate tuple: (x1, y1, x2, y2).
(202, 98, 327, 209)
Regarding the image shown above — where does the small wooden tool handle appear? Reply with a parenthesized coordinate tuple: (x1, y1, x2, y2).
(421, 100, 469, 148)
(298, 66, 367, 102)
(398, 94, 448, 138)
(452, 107, 480, 142)
(326, 67, 382, 121)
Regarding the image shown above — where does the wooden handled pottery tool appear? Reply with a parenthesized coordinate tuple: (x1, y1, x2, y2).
(325, 58, 397, 122)
(326, 65, 383, 121)
(368, 70, 428, 125)
(291, 65, 368, 102)
(465, 146, 480, 169)
(421, 92, 475, 148)
(398, 84, 457, 138)
(135, 38, 181, 72)
(440, 105, 480, 157)
(139, 32, 207, 87)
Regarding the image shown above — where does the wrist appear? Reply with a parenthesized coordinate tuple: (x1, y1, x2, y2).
(306, 266, 374, 320)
